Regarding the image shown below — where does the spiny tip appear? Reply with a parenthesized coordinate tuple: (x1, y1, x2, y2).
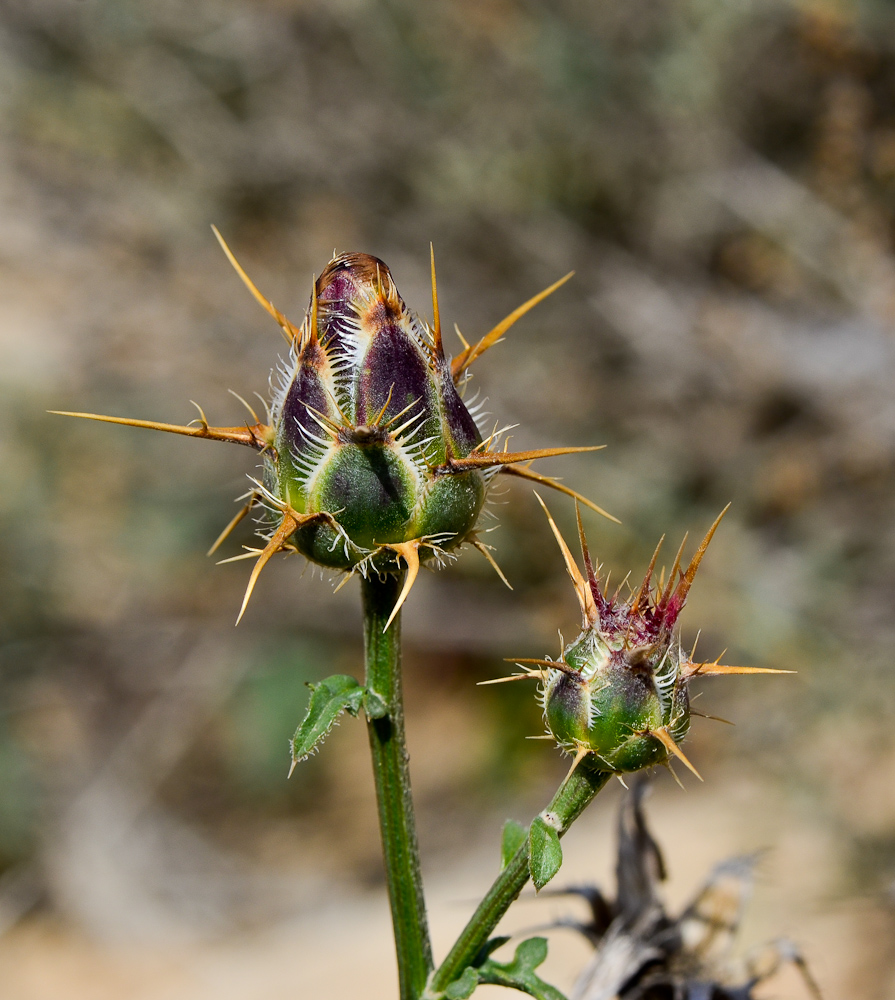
(651, 727, 702, 781)
(382, 541, 421, 631)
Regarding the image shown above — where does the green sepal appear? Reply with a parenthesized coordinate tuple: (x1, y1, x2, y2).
(528, 817, 562, 891)
(443, 938, 567, 1000)
(290, 674, 365, 765)
(501, 819, 527, 870)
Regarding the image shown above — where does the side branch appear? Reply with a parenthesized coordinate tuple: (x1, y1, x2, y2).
(427, 761, 610, 996)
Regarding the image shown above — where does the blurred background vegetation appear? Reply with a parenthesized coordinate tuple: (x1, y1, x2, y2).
(1, 0, 895, 996)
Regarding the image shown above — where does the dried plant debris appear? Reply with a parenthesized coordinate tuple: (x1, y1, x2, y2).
(542, 779, 822, 1000)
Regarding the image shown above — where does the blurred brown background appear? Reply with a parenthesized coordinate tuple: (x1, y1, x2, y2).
(1, 0, 894, 996)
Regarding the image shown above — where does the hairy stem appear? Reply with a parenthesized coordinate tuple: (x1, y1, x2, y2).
(428, 761, 611, 995)
(362, 573, 433, 1000)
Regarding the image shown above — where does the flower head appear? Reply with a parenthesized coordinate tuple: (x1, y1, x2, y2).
(269, 251, 491, 574)
(487, 498, 790, 779)
(54, 234, 612, 625)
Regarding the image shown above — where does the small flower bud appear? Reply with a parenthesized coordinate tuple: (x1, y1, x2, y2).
(497, 500, 790, 780)
(543, 629, 691, 773)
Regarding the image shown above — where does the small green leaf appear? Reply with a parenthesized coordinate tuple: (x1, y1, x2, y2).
(511, 937, 549, 967)
(501, 819, 527, 870)
(444, 966, 480, 999)
(363, 688, 388, 720)
(477, 937, 567, 1000)
(290, 675, 364, 765)
(528, 817, 562, 891)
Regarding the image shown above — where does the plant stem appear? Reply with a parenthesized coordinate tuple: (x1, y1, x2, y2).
(428, 760, 611, 995)
(362, 573, 433, 1000)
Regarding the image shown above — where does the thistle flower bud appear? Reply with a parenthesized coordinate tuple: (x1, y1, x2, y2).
(270, 252, 487, 573)
(543, 629, 692, 774)
(54, 235, 613, 624)
(489, 499, 791, 779)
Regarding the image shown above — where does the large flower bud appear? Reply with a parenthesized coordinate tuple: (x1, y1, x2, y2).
(56, 237, 606, 624)
(268, 253, 486, 573)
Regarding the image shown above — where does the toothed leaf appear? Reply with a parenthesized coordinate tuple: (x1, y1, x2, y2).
(528, 817, 562, 891)
(445, 937, 566, 1000)
(290, 675, 364, 764)
(501, 819, 527, 870)
(477, 937, 567, 1000)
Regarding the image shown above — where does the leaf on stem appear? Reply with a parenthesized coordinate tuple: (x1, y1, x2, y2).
(529, 817, 563, 891)
(501, 819, 528, 870)
(478, 937, 568, 1000)
(443, 967, 479, 999)
(289, 675, 365, 771)
(444, 937, 568, 1000)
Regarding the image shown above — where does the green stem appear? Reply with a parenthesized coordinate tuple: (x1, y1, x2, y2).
(362, 573, 433, 1000)
(428, 760, 611, 995)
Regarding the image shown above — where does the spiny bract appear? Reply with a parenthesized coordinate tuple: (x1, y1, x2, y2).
(488, 499, 789, 778)
(55, 235, 612, 625)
